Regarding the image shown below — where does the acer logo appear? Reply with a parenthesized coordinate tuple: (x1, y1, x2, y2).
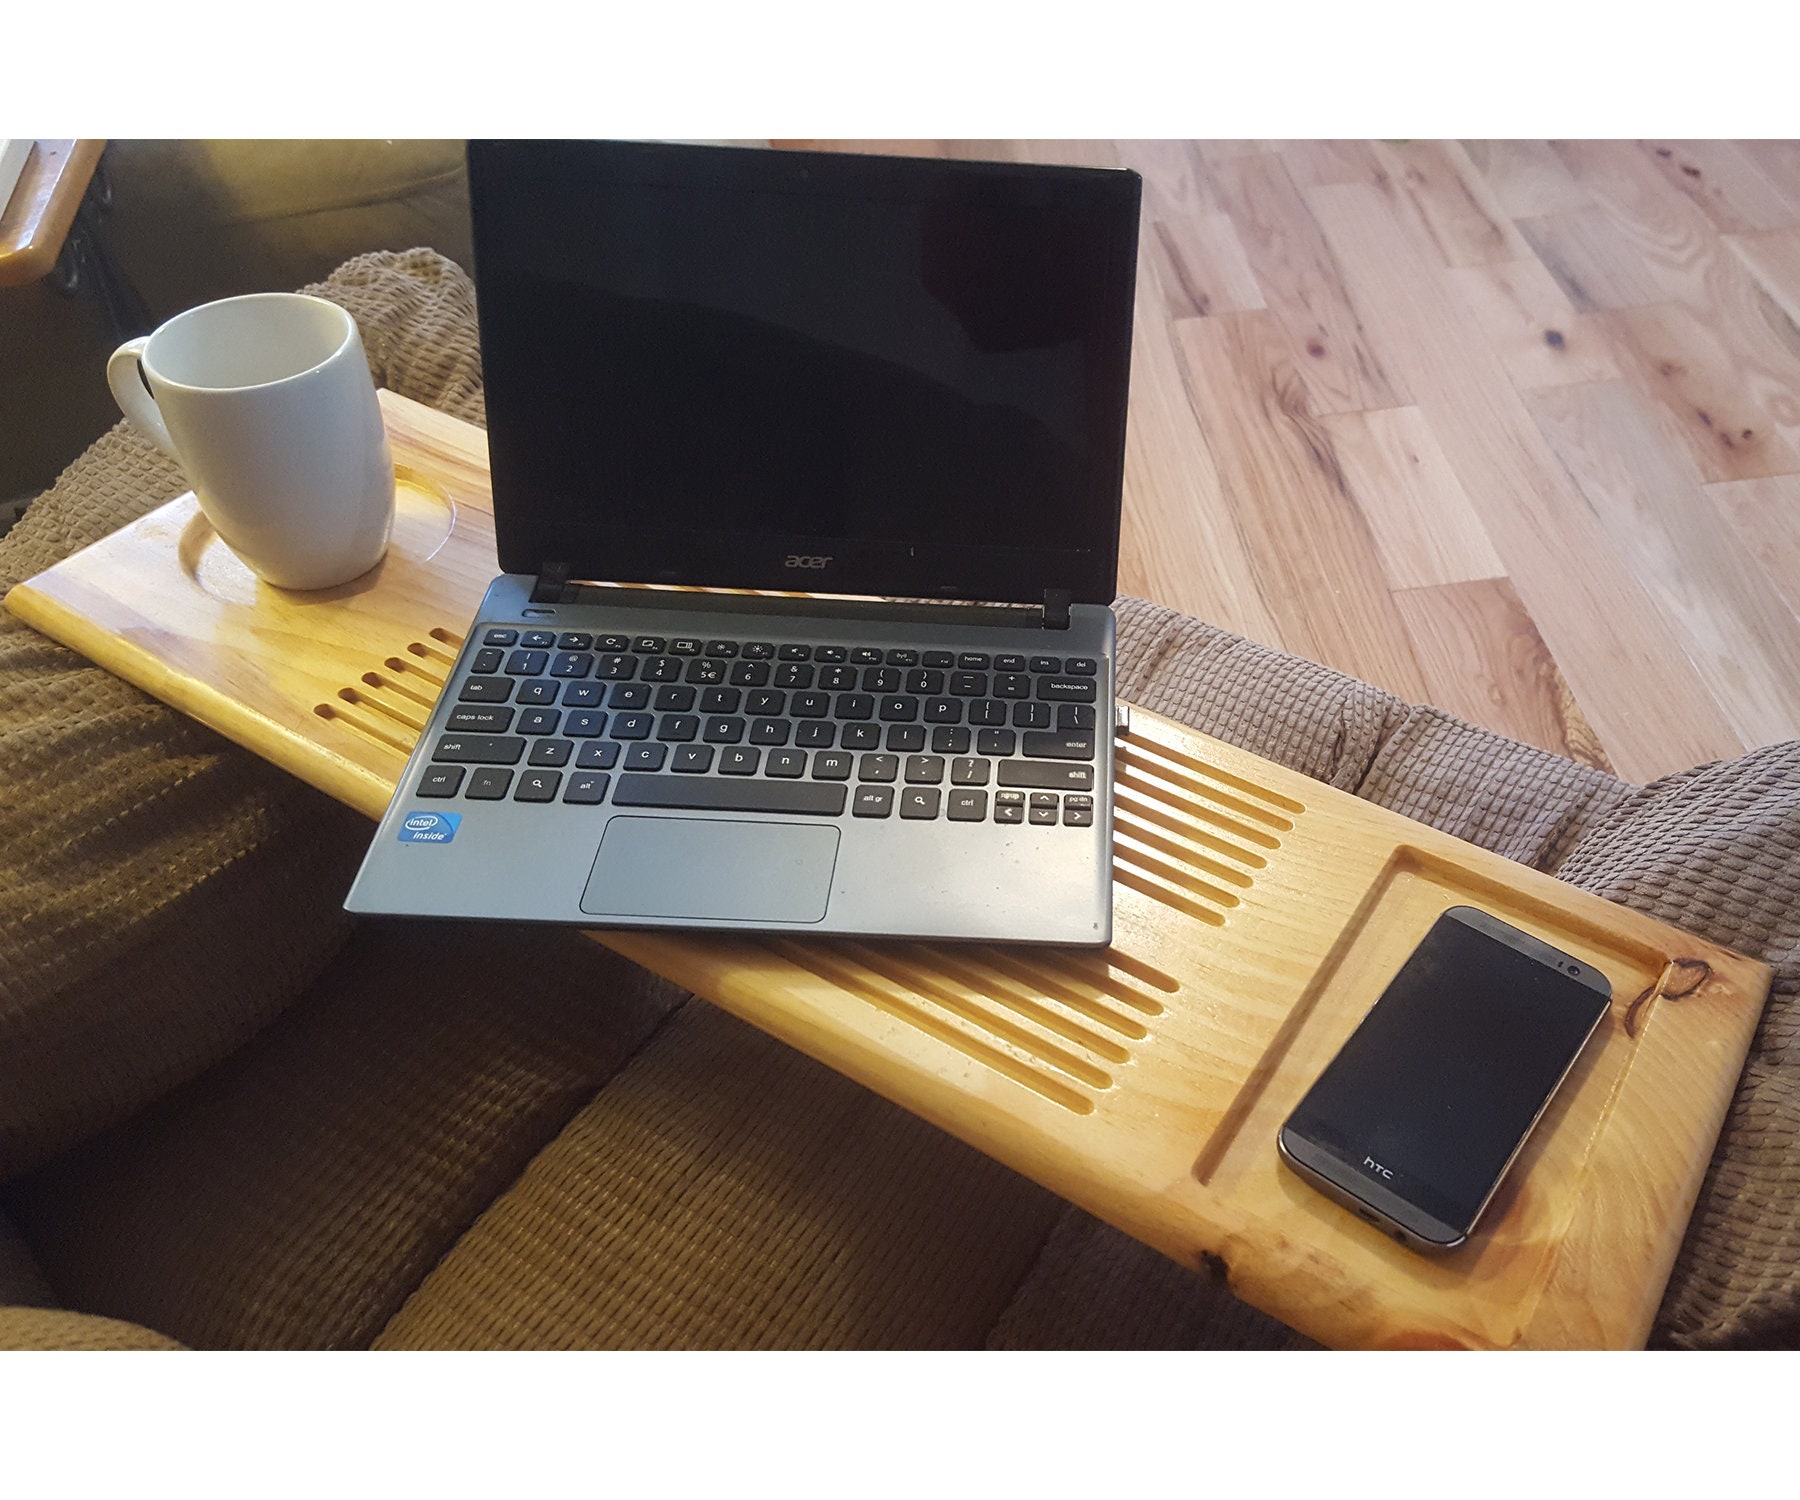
(1362, 1156, 1395, 1181)
(784, 555, 833, 569)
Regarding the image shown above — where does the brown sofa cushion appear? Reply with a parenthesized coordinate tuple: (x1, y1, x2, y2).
(0, 1306, 184, 1351)
(0, 250, 482, 1181)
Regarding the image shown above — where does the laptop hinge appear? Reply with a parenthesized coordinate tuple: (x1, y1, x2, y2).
(1042, 588, 1072, 631)
(531, 562, 572, 604)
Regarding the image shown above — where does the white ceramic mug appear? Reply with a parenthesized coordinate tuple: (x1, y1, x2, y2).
(107, 292, 396, 589)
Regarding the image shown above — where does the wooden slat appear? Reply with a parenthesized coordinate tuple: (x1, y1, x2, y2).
(0, 139, 104, 288)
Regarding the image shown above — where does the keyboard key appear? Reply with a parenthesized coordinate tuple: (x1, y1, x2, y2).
(835, 693, 874, 720)
(447, 705, 514, 732)
(719, 746, 761, 775)
(654, 685, 697, 713)
(879, 696, 919, 722)
(932, 726, 972, 755)
(459, 676, 513, 704)
(557, 632, 593, 651)
(853, 785, 895, 818)
(900, 787, 940, 820)
(794, 721, 836, 748)
(632, 636, 667, 653)
(1065, 657, 1098, 676)
(957, 652, 991, 670)
(597, 654, 637, 680)
(597, 634, 631, 652)
(730, 660, 771, 687)
(994, 673, 1031, 699)
(947, 789, 987, 821)
(817, 665, 858, 691)
(774, 663, 813, 689)
(613, 774, 846, 817)
(703, 716, 746, 744)
(482, 628, 519, 646)
(922, 650, 955, 668)
(506, 649, 549, 675)
(466, 767, 512, 799)
(433, 733, 525, 764)
(850, 648, 884, 666)
(1036, 677, 1098, 702)
(750, 718, 791, 746)
(609, 683, 652, 710)
(642, 656, 684, 683)
(949, 672, 987, 696)
(625, 742, 669, 771)
(1029, 792, 1060, 826)
(418, 764, 465, 797)
(885, 725, 925, 753)
(1064, 793, 1095, 827)
(904, 669, 943, 694)
(565, 710, 607, 737)
(576, 741, 621, 770)
(741, 641, 774, 660)
(686, 658, 727, 685)
(858, 753, 898, 783)
(841, 723, 882, 749)
(746, 689, 787, 717)
(976, 728, 1016, 757)
(700, 687, 741, 713)
(968, 700, 1007, 727)
(672, 744, 714, 773)
(951, 757, 991, 786)
(1024, 730, 1095, 760)
(886, 648, 919, 666)
(562, 682, 605, 708)
(997, 761, 1095, 791)
(815, 646, 847, 663)
(994, 654, 1026, 672)
(704, 639, 740, 657)
(924, 698, 962, 723)
(994, 789, 1026, 824)
(670, 638, 703, 656)
(1029, 656, 1062, 674)
(812, 751, 854, 780)
(564, 771, 611, 804)
(514, 680, 558, 706)
(518, 708, 561, 735)
(514, 770, 562, 802)
(520, 630, 556, 649)
(863, 667, 901, 693)
(778, 643, 812, 661)
(657, 714, 700, 742)
(611, 712, 655, 740)
(528, 738, 573, 767)
(1011, 702, 1052, 729)
(766, 749, 807, 778)
(471, 647, 504, 675)
(785, 692, 826, 719)
(904, 755, 945, 784)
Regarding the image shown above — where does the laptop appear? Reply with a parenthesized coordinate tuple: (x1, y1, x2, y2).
(345, 140, 1142, 945)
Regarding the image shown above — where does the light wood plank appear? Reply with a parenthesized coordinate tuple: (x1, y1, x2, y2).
(1307, 181, 1745, 783)
(1369, 140, 1536, 267)
(1525, 380, 1800, 750)
(1515, 209, 1667, 312)
(1736, 141, 1800, 215)
(1278, 140, 1383, 189)
(1114, 140, 1221, 218)
(1172, 311, 1431, 700)
(1444, 258, 1623, 389)
(1209, 152, 1410, 416)
(1392, 577, 1614, 772)
(1725, 227, 1800, 331)
(1144, 213, 1264, 318)
(1639, 141, 1799, 234)
(1461, 140, 1593, 218)
(1705, 474, 1800, 620)
(1594, 301, 1800, 482)
(1321, 405, 1505, 589)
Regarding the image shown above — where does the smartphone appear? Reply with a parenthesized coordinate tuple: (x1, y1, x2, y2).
(1278, 905, 1612, 1252)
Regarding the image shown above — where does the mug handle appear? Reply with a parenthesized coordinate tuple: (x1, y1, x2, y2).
(106, 338, 179, 459)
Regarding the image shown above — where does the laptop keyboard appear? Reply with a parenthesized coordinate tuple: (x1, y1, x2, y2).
(415, 628, 1102, 827)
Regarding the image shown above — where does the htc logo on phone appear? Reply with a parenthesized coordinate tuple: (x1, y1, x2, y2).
(1362, 1156, 1395, 1180)
(784, 555, 833, 570)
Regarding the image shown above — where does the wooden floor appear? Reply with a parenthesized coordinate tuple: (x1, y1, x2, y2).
(787, 140, 1800, 785)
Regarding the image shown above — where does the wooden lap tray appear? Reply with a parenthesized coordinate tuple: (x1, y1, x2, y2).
(7, 393, 1771, 1349)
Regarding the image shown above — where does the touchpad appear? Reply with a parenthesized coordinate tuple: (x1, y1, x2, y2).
(581, 816, 840, 924)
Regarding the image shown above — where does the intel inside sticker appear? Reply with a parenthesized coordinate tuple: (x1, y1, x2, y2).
(398, 810, 461, 844)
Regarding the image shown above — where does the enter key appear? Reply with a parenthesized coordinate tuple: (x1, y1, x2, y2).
(1021, 730, 1095, 760)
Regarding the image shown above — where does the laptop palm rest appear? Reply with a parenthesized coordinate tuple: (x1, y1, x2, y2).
(581, 816, 839, 924)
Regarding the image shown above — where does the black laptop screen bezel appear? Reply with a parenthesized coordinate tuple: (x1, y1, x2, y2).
(466, 140, 1141, 607)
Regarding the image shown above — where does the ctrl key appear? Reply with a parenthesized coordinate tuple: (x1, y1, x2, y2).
(417, 764, 465, 797)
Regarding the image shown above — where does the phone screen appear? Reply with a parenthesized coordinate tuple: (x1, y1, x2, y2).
(1284, 908, 1611, 1237)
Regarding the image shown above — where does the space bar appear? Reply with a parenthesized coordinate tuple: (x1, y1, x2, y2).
(610, 774, 847, 816)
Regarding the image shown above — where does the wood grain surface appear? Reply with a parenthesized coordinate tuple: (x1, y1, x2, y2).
(0, 140, 103, 287)
(4, 391, 1772, 1348)
(785, 140, 1800, 785)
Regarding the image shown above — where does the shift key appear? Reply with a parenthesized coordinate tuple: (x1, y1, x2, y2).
(432, 733, 526, 765)
(997, 760, 1094, 791)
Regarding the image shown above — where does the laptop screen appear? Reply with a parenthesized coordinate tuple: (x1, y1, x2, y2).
(467, 141, 1140, 607)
